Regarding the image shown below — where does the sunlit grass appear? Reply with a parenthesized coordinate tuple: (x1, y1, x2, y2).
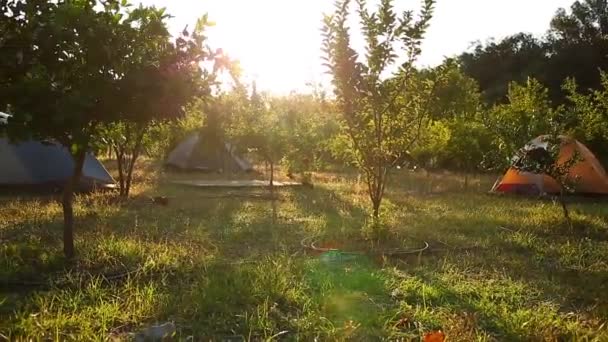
(1, 163, 607, 340)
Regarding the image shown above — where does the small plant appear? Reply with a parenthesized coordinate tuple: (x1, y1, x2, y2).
(512, 134, 582, 228)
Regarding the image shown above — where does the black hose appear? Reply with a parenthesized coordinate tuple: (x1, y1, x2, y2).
(1, 265, 154, 291)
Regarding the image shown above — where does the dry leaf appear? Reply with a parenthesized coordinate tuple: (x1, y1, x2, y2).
(424, 330, 446, 342)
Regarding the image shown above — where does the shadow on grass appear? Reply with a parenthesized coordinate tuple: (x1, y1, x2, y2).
(0, 179, 262, 338)
(0, 178, 252, 283)
(141, 185, 397, 340)
(387, 265, 593, 341)
(2, 168, 607, 340)
(155, 254, 395, 341)
(380, 189, 607, 339)
(289, 185, 368, 242)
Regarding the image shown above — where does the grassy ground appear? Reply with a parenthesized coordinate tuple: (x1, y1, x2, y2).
(1, 162, 607, 341)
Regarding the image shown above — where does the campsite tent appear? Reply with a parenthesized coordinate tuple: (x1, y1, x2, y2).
(492, 136, 608, 195)
(0, 139, 116, 191)
(165, 132, 253, 172)
(0, 113, 115, 191)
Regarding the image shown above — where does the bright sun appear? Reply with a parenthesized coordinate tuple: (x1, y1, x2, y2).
(138, 0, 575, 94)
(138, 0, 333, 94)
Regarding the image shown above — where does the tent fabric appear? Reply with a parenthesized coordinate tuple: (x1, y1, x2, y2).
(493, 136, 608, 195)
(165, 133, 253, 172)
(166, 134, 199, 170)
(0, 138, 116, 190)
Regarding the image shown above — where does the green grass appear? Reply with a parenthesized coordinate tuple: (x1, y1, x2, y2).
(1, 163, 607, 340)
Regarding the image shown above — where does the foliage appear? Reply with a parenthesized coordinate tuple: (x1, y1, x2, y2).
(483, 78, 559, 169)
(442, 118, 495, 175)
(563, 73, 608, 164)
(426, 59, 482, 120)
(322, 0, 436, 218)
(411, 62, 492, 174)
(460, 1, 608, 105)
(100, 9, 220, 197)
(549, 0, 608, 43)
(410, 120, 450, 169)
(0, 0, 134, 258)
(271, 92, 340, 175)
(459, 33, 549, 104)
(223, 85, 287, 185)
(0, 0, 214, 256)
(219, 80, 339, 185)
(512, 134, 582, 226)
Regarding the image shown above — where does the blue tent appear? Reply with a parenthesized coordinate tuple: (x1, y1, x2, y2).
(0, 113, 115, 190)
(0, 138, 116, 191)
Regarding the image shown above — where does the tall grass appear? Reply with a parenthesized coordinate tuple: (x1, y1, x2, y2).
(1, 165, 607, 340)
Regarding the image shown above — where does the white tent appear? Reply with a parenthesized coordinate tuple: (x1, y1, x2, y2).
(166, 132, 253, 172)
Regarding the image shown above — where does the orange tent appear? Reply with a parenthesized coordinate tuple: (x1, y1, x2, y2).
(492, 136, 608, 195)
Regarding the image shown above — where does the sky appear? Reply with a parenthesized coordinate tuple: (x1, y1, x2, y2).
(138, 0, 576, 94)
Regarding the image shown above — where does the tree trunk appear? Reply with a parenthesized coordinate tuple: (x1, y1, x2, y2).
(269, 159, 277, 222)
(118, 127, 146, 198)
(114, 146, 126, 196)
(62, 150, 86, 259)
(464, 172, 469, 190)
(124, 151, 139, 197)
(269, 160, 274, 187)
(124, 131, 144, 197)
(366, 168, 385, 221)
(558, 191, 572, 229)
(372, 200, 381, 219)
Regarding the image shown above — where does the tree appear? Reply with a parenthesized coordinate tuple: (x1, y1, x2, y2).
(459, 1, 608, 106)
(426, 59, 482, 120)
(270, 92, 339, 178)
(512, 135, 582, 228)
(410, 120, 450, 169)
(545, 1, 608, 103)
(409, 62, 493, 183)
(483, 78, 558, 169)
(442, 118, 494, 187)
(550, 0, 608, 42)
(563, 72, 608, 165)
(232, 90, 290, 188)
(459, 33, 549, 104)
(0, 0, 210, 257)
(322, 0, 436, 219)
(1, 0, 130, 258)
(102, 9, 220, 197)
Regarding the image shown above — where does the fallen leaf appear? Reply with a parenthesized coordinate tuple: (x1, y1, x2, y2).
(424, 330, 446, 342)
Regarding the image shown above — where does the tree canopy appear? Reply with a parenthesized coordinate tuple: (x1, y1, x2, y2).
(459, 0, 608, 105)
(0, 0, 215, 257)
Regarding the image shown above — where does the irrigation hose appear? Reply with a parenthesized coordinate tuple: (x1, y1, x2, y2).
(300, 235, 430, 256)
(1, 264, 157, 290)
(5, 235, 433, 289)
(382, 241, 430, 255)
